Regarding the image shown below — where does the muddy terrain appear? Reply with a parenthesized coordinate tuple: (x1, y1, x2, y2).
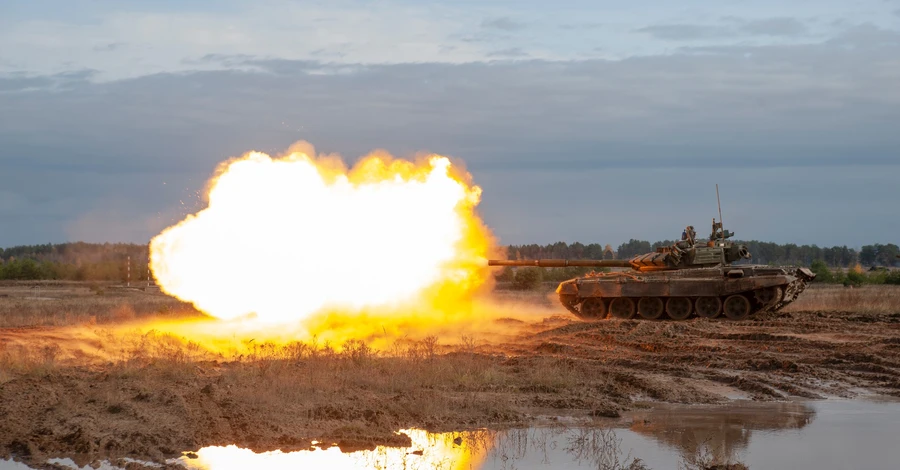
(1, 283, 899, 467)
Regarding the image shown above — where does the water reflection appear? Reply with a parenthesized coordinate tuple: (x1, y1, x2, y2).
(175, 402, 817, 470)
(178, 429, 490, 470)
(177, 427, 652, 470)
(478, 427, 643, 470)
(629, 401, 815, 465)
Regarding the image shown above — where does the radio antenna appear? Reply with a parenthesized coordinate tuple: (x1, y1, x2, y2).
(716, 184, 724, 244)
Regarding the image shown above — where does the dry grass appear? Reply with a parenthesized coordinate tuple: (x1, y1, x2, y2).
(129, 333, 595, 413)
(0, 283, 589, 412)
(783, 284, 900, 314)
(1, 321, 608, 424)
(0, 342, 61, 383)
(0, 283, 196, 327)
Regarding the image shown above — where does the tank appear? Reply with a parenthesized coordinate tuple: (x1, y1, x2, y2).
(489, 219, 816, 320)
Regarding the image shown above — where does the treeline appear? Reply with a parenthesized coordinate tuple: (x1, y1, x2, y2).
(0, 243, 151, 281)
(507, 242, 617, 261)
(495, 265, 607, 290)
(507, 241, 900, 268)
(0, 242, 147, 264)
(809, 260, 900, 287)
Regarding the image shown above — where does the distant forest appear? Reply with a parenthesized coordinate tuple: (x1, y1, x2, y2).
(0, 242, 151, 281)
(0, 240, 898, 282)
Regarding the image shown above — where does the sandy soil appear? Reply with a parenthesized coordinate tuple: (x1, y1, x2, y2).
(1, 284, 899, 468)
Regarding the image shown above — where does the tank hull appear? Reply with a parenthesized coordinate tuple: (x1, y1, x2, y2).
(556, 265, 814, 320)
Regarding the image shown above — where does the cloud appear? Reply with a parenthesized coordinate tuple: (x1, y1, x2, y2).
(3, 2, 892, 82)
(0, 3, 491, 80)
(638, 17, 810, 41)
(736, 17, 808, 36)
(828, 22, 900, 47)
(0, 69, 95, 92)
(559, 22, 603, 30)
(92, 42, 125, 52)
(481, 17, 526, 32)
(0, 74, 54, 93)
(634, 24, 734, 40)
(486, 48, 529, 58)
(2, 25, 900, 246)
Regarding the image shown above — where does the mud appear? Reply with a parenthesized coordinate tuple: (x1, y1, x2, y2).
(1, 286, 899, 467)
(519, 309, 900, 401)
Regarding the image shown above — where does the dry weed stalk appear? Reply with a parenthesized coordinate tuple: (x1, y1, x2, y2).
(679, 436, 749, 470)
(784, 285, 900, 314)
(565, 428, 650, 470)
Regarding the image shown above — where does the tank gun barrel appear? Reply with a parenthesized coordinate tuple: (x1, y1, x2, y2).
(488, 259, 632, 268)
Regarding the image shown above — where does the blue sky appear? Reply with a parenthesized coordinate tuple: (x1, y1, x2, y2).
(1, 0, 899, 248)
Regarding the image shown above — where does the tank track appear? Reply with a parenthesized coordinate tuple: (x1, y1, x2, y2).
(770, 276, 810, 313)
(558, 271, 812, 321)
(559, 294, 581, 316)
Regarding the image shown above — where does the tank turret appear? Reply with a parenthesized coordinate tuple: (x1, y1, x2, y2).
(491, 233, 751, 272)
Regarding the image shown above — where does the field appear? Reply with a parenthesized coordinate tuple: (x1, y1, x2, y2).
(1, 281, 899, 466)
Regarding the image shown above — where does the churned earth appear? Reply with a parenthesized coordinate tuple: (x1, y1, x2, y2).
(0, 283, 899, 468)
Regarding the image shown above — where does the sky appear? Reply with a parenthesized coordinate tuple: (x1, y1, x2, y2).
(1, 0, 899, 248)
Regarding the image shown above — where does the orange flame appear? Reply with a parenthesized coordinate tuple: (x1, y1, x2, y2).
(150, 142, 493, 327)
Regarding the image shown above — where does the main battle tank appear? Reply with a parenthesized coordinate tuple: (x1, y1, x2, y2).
(489, 220, 815, 320)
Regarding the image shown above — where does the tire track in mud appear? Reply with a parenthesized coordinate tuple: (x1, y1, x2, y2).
(516, 310, 900, 402)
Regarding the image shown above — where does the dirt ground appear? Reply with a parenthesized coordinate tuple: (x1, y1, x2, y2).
(1, 282, 899, 468)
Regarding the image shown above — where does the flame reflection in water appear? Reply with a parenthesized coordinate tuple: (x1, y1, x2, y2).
(177, 429, 489, 470)
(173, 403, 819, 470)
(175, 426, 644, 470)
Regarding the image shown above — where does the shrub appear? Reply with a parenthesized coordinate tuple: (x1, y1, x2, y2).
(810, 260, 833, 283)
(0, 259, 45, 280)
(494, 266, 514, 282)
(866, 270, 888, 285)
(512, 267, 543, 290)
(830, 269, 846, 285)
(844, 270, 866, 287)
(884, 270, 900, 286)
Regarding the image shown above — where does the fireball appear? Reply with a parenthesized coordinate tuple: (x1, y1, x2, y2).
(149, 142, 493, 324)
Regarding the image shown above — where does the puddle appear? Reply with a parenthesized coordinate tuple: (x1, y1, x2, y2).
(4, 399, 900, 469)
(178, 430, 488, 470)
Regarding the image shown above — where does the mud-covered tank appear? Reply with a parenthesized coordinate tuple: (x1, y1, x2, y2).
(490, 220, 815, 320)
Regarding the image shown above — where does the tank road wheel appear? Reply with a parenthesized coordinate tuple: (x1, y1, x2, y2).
(638, 297, 665, 320)
(609, 298, 636, 319)
(723, 294, 752, 320)
(580, 298, 608, 319)
(695, 296, 722, 319)
(754, 287, 783, 307)
(666, 297, 693, 320)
